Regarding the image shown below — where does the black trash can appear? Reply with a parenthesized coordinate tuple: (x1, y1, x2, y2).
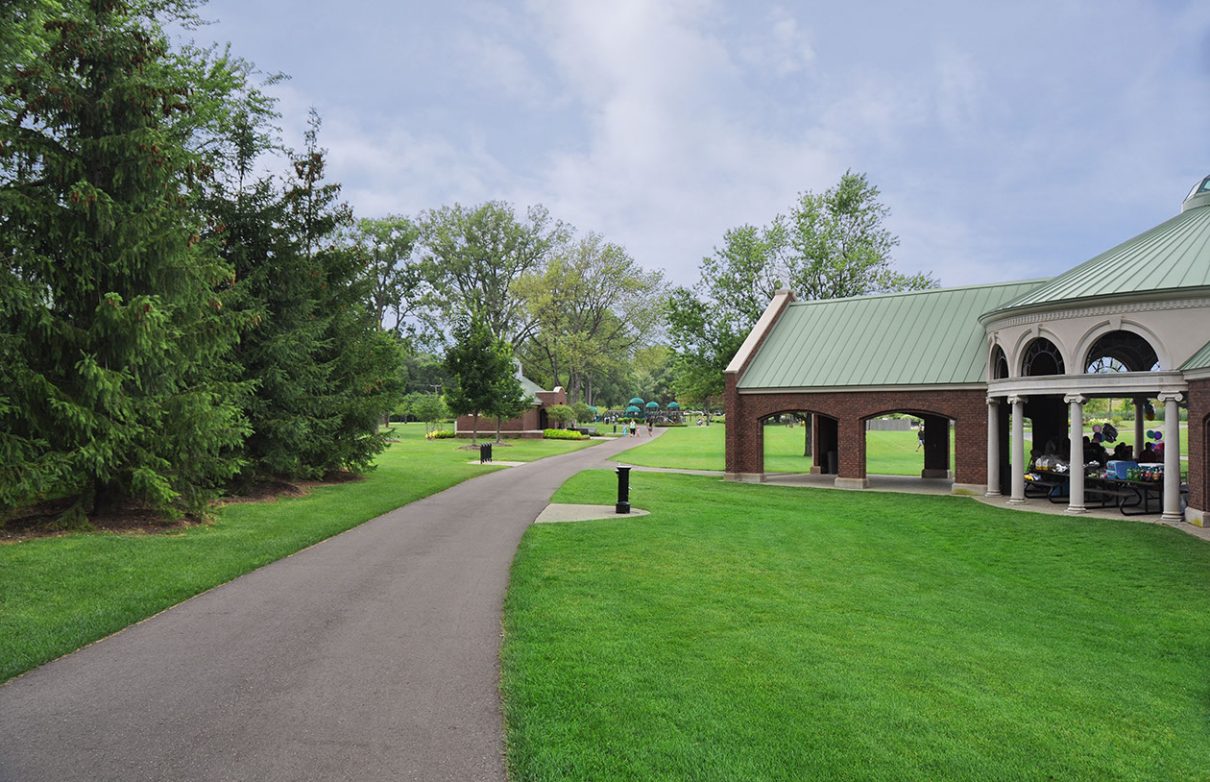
(480, 443, 492, 464)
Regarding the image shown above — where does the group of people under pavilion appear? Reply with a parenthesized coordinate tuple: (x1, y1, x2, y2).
(724, 175, 1210, 527)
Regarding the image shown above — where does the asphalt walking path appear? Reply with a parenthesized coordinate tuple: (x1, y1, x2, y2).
(0, 431, 663, 782)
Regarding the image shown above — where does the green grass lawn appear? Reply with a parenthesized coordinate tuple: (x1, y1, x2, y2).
(622, 424, 949, 475)
(502, 470, 1210, 781)
(0, 425, 596, 683)
(623, 423, 1189, 477)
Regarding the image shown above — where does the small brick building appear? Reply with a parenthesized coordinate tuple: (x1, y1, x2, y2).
(726, 176, 1210, 526)
(455, 364, 567, 439)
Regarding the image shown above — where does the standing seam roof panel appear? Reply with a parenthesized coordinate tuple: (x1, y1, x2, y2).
(737, 280, 1047, 389)
(993, 206, 1210, 314)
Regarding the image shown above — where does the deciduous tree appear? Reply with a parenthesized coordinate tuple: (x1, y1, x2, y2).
(665, 170, 935, 407)
(517, 233, 664, 404)
(349, 214, 425, 338)
(419, 201, 566, 347)
(444, 315, 508, 442)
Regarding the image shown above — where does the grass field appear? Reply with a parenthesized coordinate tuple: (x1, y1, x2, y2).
(502, 470, 1210, 781)
(622, 423, 1188, 476)
(0, 425, 595, 683)
(621, 424, 948, 475)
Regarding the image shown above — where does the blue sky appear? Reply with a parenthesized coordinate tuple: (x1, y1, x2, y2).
(186, 0, 1210, 288)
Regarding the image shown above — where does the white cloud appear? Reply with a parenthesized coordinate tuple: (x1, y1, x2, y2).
(932, 46, 983, 136)
(749, 5, 816, 76)
(212, 0, 1210, 292)
(265, 83, 510, 218)
(509, 1, 845, 276)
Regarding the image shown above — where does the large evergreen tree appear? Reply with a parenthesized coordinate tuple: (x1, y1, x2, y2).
(0, 0, 248, 519)
(282, 113, 403, 475)
(201, 107, 329, 485)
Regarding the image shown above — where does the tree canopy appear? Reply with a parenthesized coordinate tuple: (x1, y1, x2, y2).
(419, 201, 566, 348)
(1, 1, 404, 522)
(665, 170, 936, 406)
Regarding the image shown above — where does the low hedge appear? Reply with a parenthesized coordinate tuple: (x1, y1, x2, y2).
(544, 428, 589, 441)
(426, 429, 456, 440)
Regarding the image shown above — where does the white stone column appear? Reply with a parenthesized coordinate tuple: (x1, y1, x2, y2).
(1009, 395, 1027, 504)
(1134, 398, 1146, 460)
(986, 397, 1001, 496)
(1065, 394, 1087, 515)
(1159, 392, 1184, 521)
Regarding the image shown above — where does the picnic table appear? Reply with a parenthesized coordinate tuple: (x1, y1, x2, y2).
(1024, 468, 1187, 516)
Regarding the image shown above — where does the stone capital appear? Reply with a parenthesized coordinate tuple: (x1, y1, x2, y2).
(1157, 392, 1184, 404)
(1063, 394, 1087, 405)
(986, 396, 1001, 407)
(1007, 395, 1028, 406)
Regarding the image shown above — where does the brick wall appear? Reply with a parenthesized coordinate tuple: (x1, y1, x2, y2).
(725, 387, 988, 486)
(456, 406, 542, 438)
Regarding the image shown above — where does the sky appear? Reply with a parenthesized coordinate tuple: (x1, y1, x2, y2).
(183, 0, 1210, 289)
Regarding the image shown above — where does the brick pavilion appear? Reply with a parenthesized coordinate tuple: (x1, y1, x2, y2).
(725, 176, 1210, 526)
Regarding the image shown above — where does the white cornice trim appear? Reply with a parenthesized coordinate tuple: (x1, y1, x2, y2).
(982, 296, 1210, 330)
(987, 371, 1189, 398)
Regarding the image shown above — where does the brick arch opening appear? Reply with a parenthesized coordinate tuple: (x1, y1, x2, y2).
(862, 410, 955, 480)
(757, 409, 840, 476)
(1200, 413, 1210, 516)
(724, 382, 989, 489)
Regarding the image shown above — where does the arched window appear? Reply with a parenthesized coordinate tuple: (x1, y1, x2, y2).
(1084, 330, 1160, 373)
(1022, 337, 1064, 376)
(990, 345, 1009, 379)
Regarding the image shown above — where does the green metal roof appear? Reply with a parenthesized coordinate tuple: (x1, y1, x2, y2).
(519, 373, 543, 402)
(1181, 339, 1210, 371)
(986, 198, 1210, 318)
(737, 280, 1046, 389)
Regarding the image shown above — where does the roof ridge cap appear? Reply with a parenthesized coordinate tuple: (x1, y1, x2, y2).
(787, 278, 1049, 307)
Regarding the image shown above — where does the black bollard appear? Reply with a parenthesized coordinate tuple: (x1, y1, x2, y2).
(615, 465, 631, 514)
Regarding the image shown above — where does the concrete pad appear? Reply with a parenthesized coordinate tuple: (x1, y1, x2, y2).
(534, 503, 650, 524)
(466, 459, 526, 466)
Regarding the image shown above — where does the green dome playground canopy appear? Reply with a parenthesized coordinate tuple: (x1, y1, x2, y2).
(628, 397, 644, 406)
(644, 401, 660, 410)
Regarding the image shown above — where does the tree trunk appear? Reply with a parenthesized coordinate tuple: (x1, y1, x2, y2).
(495, 416, 503, 443)
(472, 412, 479, 443)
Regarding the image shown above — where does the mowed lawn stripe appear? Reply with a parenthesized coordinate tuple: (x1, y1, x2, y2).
(502, 470, 1210, 781)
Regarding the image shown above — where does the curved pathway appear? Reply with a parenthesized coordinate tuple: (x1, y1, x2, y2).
(0, 432, 662, 782)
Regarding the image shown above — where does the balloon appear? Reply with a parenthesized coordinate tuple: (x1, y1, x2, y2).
(1093, 433, 1103, 443)
(1154, 431, 1162, 441)
(1093, 424, 1102, 433)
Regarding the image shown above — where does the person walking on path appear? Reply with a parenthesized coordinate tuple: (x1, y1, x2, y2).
(647, 419, 654, 436)
(629, 419, 637, 437)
